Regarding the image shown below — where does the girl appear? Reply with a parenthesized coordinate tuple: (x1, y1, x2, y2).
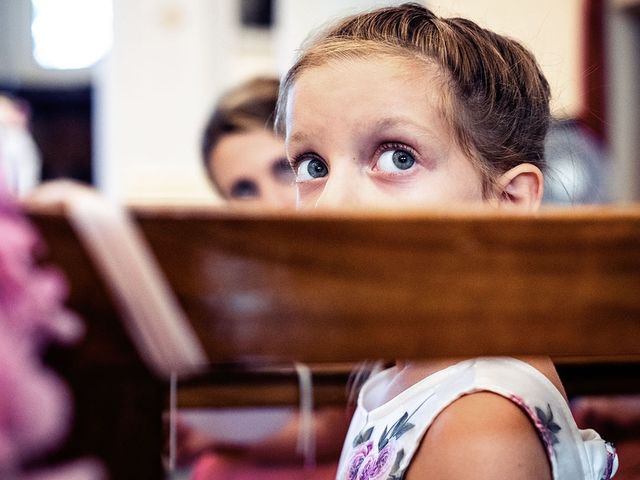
(276, 3, 617, 479)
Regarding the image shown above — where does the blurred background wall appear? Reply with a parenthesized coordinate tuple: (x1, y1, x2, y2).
(0, 0, 638, 204)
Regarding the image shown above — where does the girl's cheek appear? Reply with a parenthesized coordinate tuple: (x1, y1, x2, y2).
(295, 182, 324, 209)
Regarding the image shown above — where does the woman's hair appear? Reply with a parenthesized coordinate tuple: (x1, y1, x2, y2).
(202, 76, 280, 178)
(276, 3, 551, 196)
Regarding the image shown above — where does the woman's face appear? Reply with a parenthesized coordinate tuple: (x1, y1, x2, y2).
(284, 56, 485, 210)
(209, 128, 296, 209)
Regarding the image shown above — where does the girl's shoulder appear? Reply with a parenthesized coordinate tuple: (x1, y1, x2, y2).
(404, 357, 616, 480)
(408, 390, 552, 480)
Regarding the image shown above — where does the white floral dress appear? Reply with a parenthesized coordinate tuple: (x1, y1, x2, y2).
(336, 358, 617, 480)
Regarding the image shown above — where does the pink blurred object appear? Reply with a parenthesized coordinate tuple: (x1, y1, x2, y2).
(22, 460, 105, 480)
(0, 175, 99, 478)
(192, 453, 337, 480)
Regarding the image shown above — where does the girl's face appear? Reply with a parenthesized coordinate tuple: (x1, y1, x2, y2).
(284, 56, 485, 210)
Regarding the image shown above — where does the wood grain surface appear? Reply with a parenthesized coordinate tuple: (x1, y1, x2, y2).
(131, 206, 640, 363)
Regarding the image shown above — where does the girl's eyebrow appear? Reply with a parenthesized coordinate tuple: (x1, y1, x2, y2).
(287, 130, 311, 146)
(286, 117, 433, 154)
(289, 117, 427, 143)
(370, 116, 429, 134)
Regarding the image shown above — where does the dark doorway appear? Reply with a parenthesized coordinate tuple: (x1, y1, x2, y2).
(1, 85, 93, 185)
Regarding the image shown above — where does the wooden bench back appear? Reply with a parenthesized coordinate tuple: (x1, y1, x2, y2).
(133, 206, 640, 362)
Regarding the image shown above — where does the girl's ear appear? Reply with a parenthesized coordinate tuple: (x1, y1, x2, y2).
(495, 163, 544, 211)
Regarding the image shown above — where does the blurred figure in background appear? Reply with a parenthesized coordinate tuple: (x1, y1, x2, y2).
(201, 76, 295, 209)
(0, 95, 41, 198)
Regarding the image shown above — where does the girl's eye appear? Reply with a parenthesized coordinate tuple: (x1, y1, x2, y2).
(296, 157, 329, 181)
(376, 148, 416, 172)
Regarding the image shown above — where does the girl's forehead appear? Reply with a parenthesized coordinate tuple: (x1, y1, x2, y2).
(300, 54, 436, 87)
(286, 56, 450, 135)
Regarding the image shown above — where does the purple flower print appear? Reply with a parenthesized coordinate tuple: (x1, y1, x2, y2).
(345, 399, 429, 480)
(345, 439, 397, 480)
(347, 441, 373, 480)
(357, 439, 396, 480)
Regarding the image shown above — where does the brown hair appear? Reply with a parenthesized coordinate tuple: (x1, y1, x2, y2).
(276, 3, 551, 196)
(202, 76, 280, 180)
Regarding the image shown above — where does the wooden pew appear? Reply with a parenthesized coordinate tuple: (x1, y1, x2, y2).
(24, 190, 640, 478)
(135, 205, 640, 407)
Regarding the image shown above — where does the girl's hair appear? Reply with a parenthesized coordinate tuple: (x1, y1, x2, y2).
(276, 3, 551, 196)
(202, 76, 280, 177)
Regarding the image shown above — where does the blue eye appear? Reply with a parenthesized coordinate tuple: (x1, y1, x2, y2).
(376, 149, 416, 172)
(296, 157, 328, 181)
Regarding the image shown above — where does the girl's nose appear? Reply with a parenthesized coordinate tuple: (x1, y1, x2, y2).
(314, 165, 358, 209)
(262, 183, 296, 209)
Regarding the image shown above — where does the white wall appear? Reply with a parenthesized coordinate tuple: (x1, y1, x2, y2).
(94, 0, 237, 205)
